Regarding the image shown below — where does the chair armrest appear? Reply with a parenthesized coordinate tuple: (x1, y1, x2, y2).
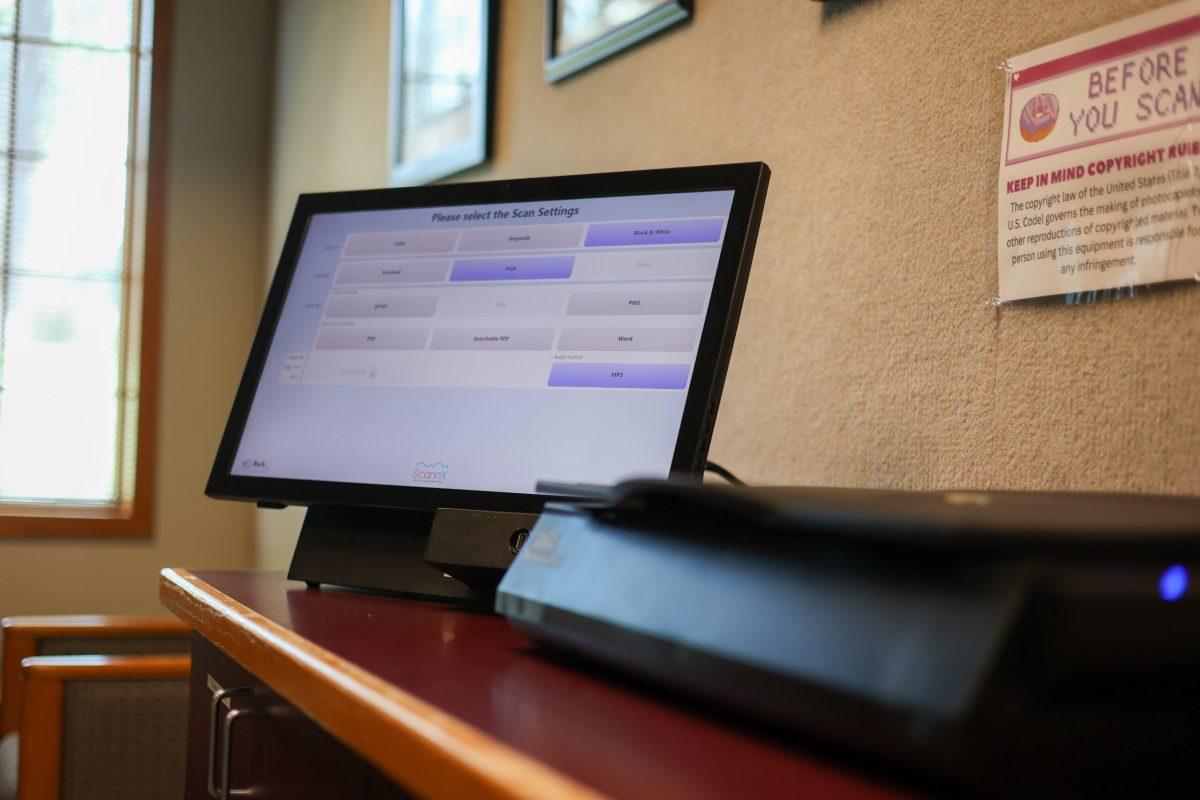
(16, 654, 190, 800)
(21, 654, 191, 680)
(1, 615, 189, 640)
(1, 616, 189, 736)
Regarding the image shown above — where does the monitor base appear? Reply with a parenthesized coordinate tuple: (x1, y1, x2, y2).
(287, 505, 538, 602)
(288, 505, 476, 601)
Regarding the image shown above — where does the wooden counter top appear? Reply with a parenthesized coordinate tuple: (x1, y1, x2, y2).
(161, 568, 909, 800)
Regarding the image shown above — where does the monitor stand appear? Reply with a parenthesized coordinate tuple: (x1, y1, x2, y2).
(287, 505, 539, 602)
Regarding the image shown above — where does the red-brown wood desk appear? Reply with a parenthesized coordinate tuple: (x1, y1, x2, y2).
(161, 568, 912, 799)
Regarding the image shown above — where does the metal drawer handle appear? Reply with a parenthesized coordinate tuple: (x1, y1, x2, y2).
(207, 687, 252, 799)
(221, 706, 266, 799)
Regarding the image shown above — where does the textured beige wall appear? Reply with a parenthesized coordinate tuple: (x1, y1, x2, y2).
(259, 0, 1200, 566)
(257, 0, 393, 568)
(0, 1, 271, 627)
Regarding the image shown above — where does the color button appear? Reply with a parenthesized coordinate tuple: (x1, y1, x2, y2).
(342, 230, 458, 257)
(547, 363, 690, 389)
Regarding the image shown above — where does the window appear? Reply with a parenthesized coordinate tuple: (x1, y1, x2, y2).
(0, 0, 167, 536)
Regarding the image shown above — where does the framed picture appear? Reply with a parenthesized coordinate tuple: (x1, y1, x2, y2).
(389, 0, 497, 185)
(545, 0, 693, 83)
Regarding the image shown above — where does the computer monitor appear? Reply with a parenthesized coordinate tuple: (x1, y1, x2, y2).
(206, 163, 770, 596)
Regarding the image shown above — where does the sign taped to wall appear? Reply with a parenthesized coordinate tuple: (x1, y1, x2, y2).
(998, 1, 1200, 301)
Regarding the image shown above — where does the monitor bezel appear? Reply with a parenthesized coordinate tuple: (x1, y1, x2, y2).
(206, 162, 770, 514)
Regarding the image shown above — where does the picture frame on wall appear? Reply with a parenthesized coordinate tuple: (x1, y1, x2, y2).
(389, 0, 497, 185)
(545, 0, 693, 83)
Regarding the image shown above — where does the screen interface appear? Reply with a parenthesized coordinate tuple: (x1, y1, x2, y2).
(231, 189, 736, 494)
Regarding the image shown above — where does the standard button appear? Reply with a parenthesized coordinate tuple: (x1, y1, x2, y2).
(335, 259, 450, 285)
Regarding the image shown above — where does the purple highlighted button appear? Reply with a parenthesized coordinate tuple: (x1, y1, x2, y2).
(450, 256, 574, 281)
(584, 218, 724, 247)
(548, 362, 690, 389)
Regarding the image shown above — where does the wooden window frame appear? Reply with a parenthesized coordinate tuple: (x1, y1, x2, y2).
(0, 0, 171, 539)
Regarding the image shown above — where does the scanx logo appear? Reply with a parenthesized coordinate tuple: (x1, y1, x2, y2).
(413, 462, 448, 483)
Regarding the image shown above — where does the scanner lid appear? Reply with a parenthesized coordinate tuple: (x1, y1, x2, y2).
(586, 479, 1200, 556)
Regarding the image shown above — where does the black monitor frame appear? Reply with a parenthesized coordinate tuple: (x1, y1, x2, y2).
(206, 162, 771, 515)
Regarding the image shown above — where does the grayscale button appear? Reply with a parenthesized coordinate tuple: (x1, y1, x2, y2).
(458, 224, 584, 252)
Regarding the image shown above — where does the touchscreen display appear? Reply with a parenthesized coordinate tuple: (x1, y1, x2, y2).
(231, 189, 735, 494)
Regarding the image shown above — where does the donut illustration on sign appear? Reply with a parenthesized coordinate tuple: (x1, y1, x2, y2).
(1019, 93, 1060, 143)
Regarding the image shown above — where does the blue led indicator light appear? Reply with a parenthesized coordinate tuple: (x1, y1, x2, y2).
(1159, 564, 1188, 602)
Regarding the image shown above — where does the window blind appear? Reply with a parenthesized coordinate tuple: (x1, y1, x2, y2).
(0, 0, 154, 509)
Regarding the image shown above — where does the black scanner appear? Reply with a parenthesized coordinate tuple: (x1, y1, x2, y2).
(497, 480, 1200, 795)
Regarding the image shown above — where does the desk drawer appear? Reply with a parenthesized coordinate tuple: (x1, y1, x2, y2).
(184, 635, 411, 799)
